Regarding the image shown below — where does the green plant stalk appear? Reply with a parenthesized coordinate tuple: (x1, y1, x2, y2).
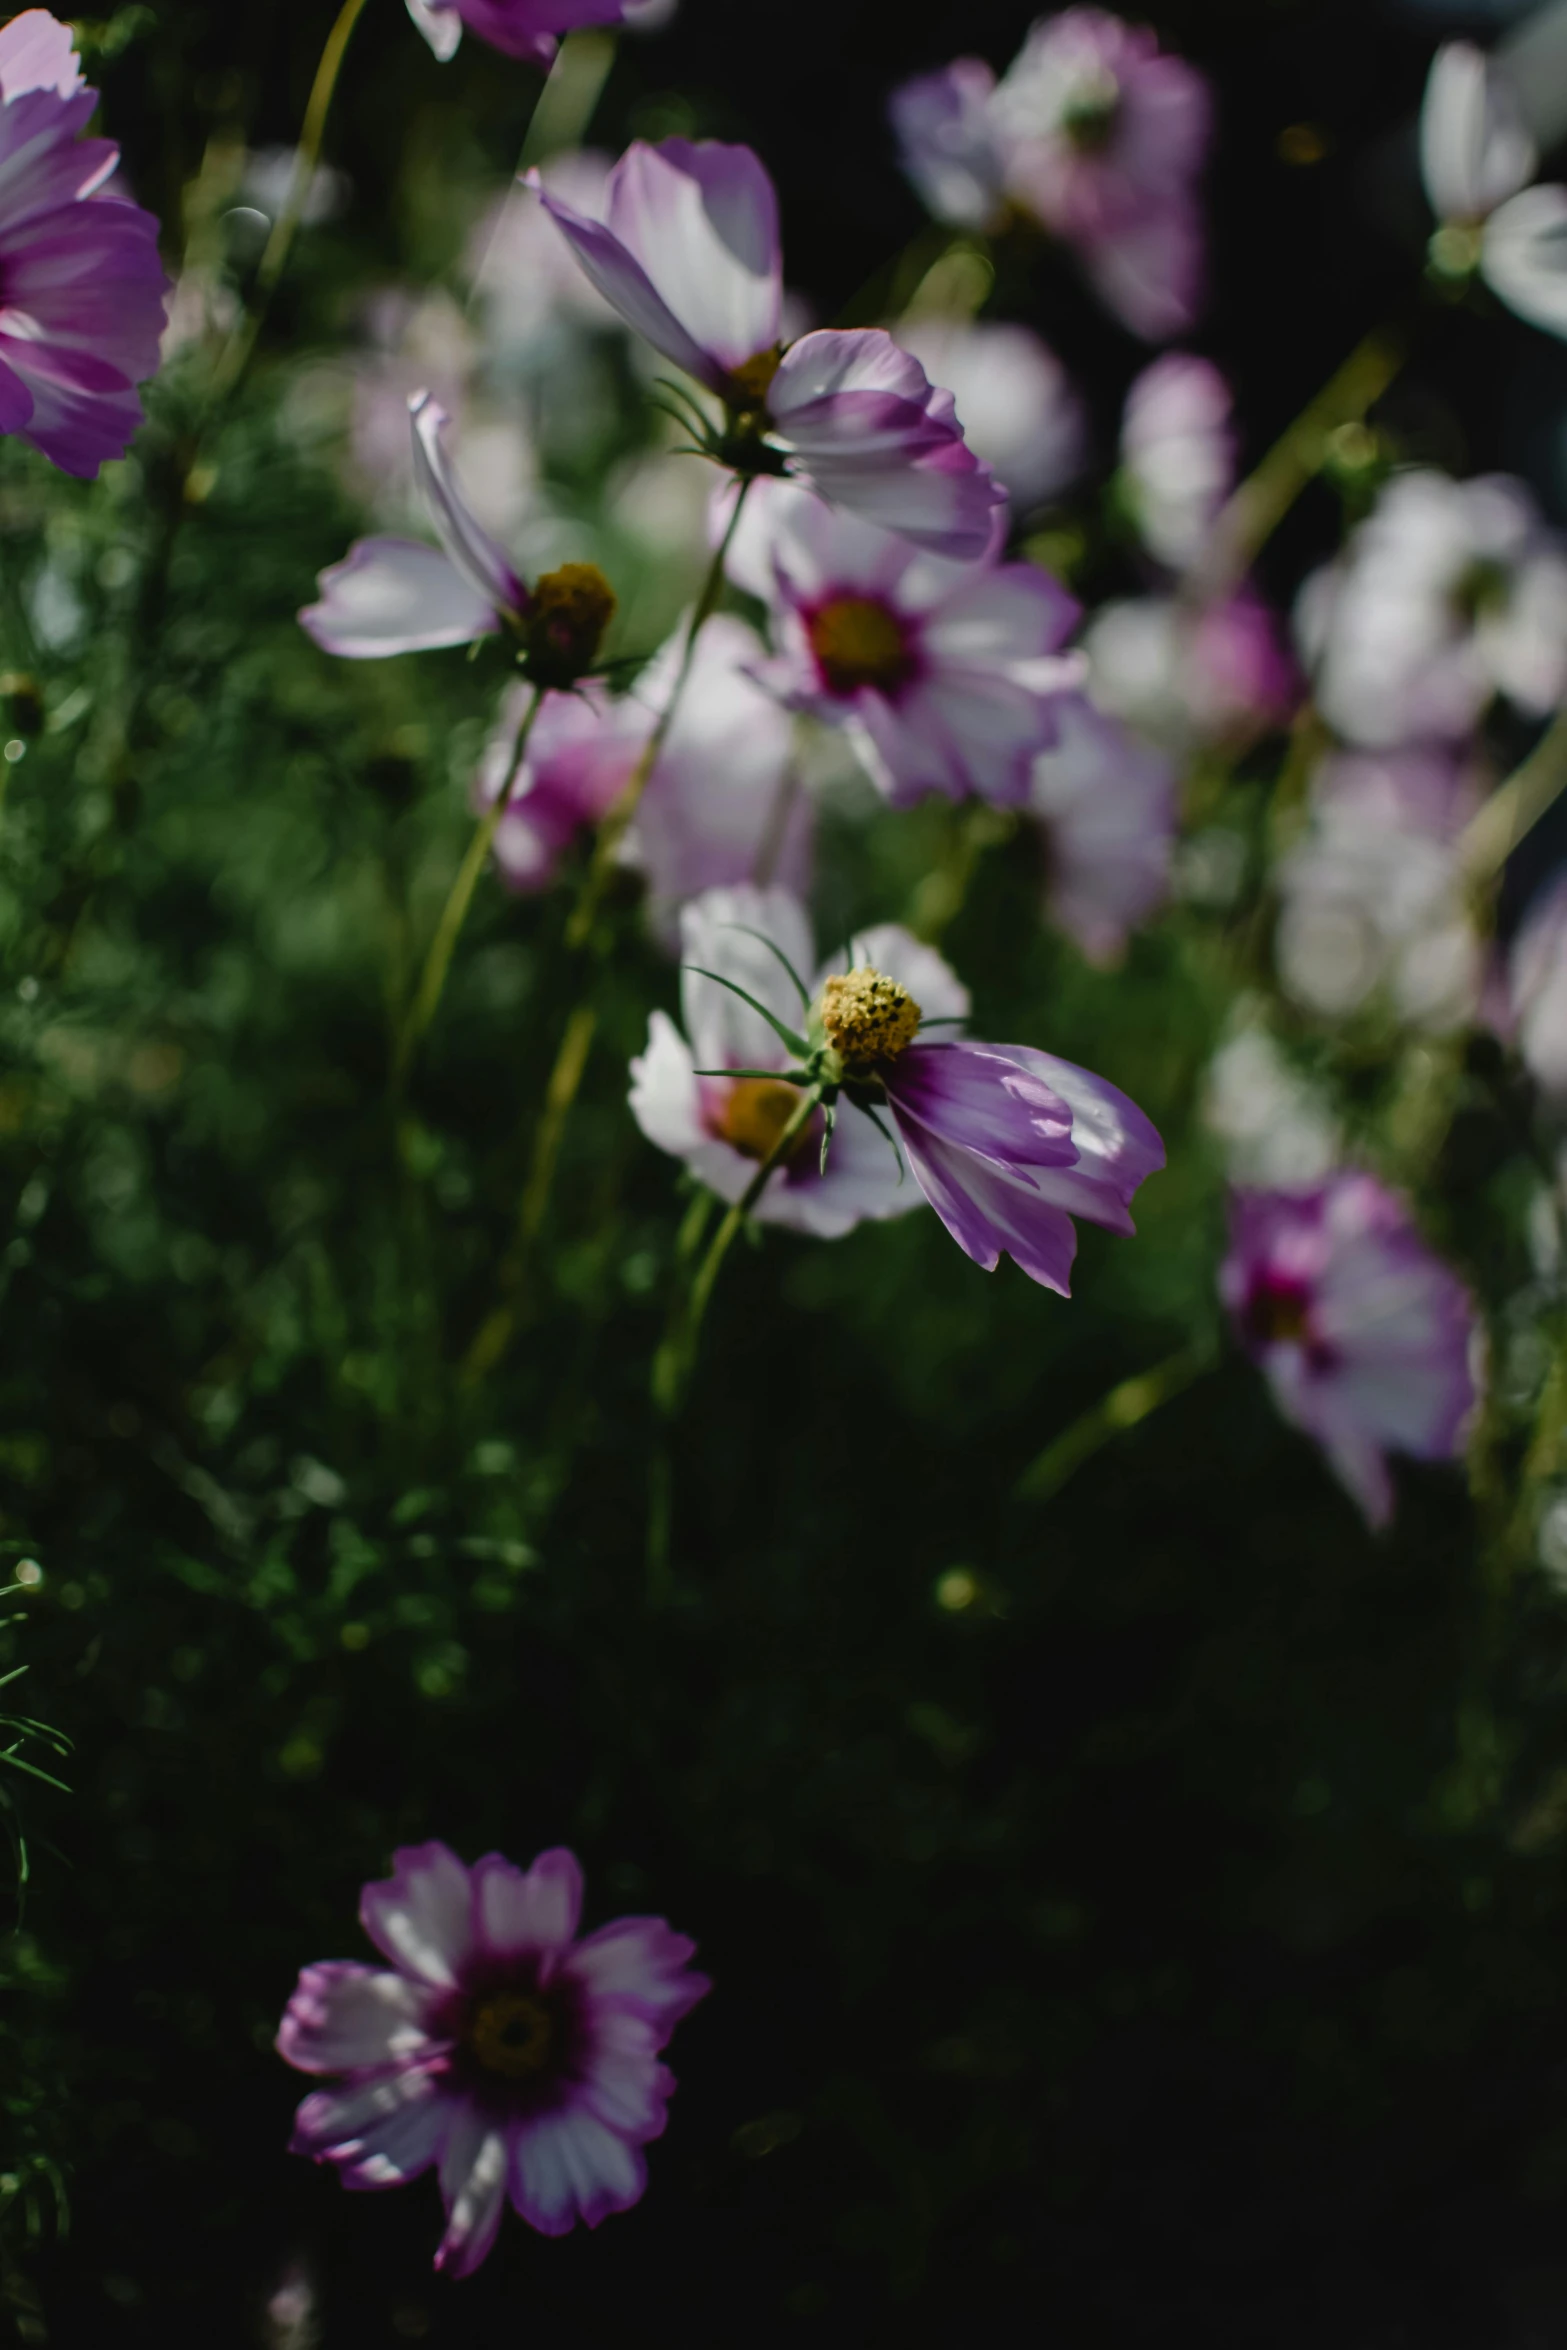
(1460, 703, 1567, 886)
(394, 685, 544, 1089)
(462, 483, 755, 1381)
(1015, 1348, 1205, 1503)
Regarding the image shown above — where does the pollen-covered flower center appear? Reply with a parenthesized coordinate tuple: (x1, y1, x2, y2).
(520, 562, 617, 687)
(818, 968, 922, 1067)
(468, 1989, 556, 2080)
(728, 344, 784, 409)
(716, 1076, 811, 1163)
(1244, 1273, 1314, 1350)
(807, 598, 917, 697)
(1061, 67, 1121, 152)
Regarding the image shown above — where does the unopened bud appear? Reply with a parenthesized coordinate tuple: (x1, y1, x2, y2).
(520, 563, 617, 689)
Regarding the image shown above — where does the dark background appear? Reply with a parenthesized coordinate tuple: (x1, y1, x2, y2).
(8, 2, 1567, 2342)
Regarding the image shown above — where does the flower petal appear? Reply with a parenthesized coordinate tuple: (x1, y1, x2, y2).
(290, 2064, 451, 2189)
(630, 1009, 711, 1160)
(997, 1046, 1166, 1228)
(605, 139, 781, 377)
(509, 2108, 649, 2236)
(885, 1041, 1078, 1174)
(677, 884, 815, 1071)
(1420, 41, 1535, 225)
(0, 11, 84, 100)
(434, 2106, 510, 2277)
(566, 1915, 710, 2032)
(359, 1842, 476, 1990)
(409, 391, 526, 616)
(579, 2009, 676, 2137)
(405, 0, 465, 61)
(472, 1847, 583, 1965)
(1482, 183, 1567, 339)
(276, 1962, 451, 2076)
(531, 169, 724, 390)
(300, 537, 499, 658)
(894, 1119, 1080, 1294)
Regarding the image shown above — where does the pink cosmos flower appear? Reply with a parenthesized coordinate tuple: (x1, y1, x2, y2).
(1507, 869, 1567, 1099)
(893, 318, 1086, 512)
(1221, 1176, 1478, 1528)
(279, 1840, 708, 2273)
(739, 482, 1083, 809)
(1086, 587, 1297, 753)
(632, 886, 965, 1238)
(632, 884, 1163, 1291)
(476, 614, 808, 926)
(532, 139, 1004, 558)
(1118, 353, 1234, 573)
(1026, 693, 1176, 964)
(406, 0, 631, 67)
(1297, 469, 1567, 749)
(0, 11, 170, 477)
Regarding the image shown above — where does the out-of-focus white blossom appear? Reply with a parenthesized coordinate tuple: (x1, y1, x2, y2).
(1086, 588, 1296, 753)
(1204, 1019, 1342, 1188)
(1026, 695, 1176, 964)
(1118, 352, 1233, 572)
(893, 318, 1086, 511)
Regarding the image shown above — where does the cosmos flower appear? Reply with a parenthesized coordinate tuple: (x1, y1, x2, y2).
(1275, 748, 1484, 1033)
(740, 481, 1083, 808)
(302, 393, 615, 688)
(0, 10, 170, 477)
(631, 885, 966, 1238)
(1221, 1175, 1478, 1528)
(279, 1840, 708, 2273)
(406, 0, 632, 68)
(1085, 587, 1297, 754)
(632, 884, 1163, 1291)
(1420, 39, 1567, 340)
(1296, 468, 1567, 748)
(532, 139, 1004, 557)
(1117, 352, 1234, 573)
(889, 58, 1013, 231)
(1026, 694, 1176, 964)
(893, 317, 1087, 511)
(476, 614, 808, 926)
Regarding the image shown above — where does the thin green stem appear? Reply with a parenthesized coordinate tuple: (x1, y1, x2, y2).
(1460, 703, 1567, 887)
(1194, 323, 1407, 598)
(1014, 1347, 1205, 1503)
(394, 686, 543, 1090)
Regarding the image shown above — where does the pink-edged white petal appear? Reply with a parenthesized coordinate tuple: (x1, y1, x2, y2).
(604, 139, 781, 376)
(472, 1847, 583, 1964)
(1482, 183, 1567, 338)
(359, 1841, 476, 1990)
(289, 2063, 452, 2186)
(566, 1914, 711, 2030)
(434, 2107, 511, 2277)
(276, 1962, 452, 2075)
(1420, 41, 1535, 225)
(0, 10, 83, 100)
(889, 58, 1008, 231)
(409, 391, 526, 617)
(532, 168, 728, 391)
(300, 537, 500, 658)
(579, 2009, 677, 2136)
(509, 2109, 649, 2236)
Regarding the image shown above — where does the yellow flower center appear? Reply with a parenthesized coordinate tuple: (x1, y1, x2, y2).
(817, 968, 922, 1068)
(807, 597, 916, 696)
(727, 344, 784, 409)
(521, 562, 617, 687)
(716, 1076, 812, 1163)
(468, 1990, 555, 2080)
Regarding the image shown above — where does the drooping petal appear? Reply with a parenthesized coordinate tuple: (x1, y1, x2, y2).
(998, 1047, 1167, 1229)
(276, 1962, 452, 2075)
(300, 537, 500, 658)
(1420, 40, 1535, 225)
(1482, 183, 1567, 338)
(604, 139, 782, 377)
(893, 1117, 1081, 1294)
(509, 2108, 649, 2236)
(409, 391, 526, 617)
(0, 11, 84, 100)
(566, 1915, 711, 2031)
(472, 1847, 583, 1964)
(434, 2107, 510, 2277)
(359, 1842, 476, 1990)
(289, 2064, 452, 2188)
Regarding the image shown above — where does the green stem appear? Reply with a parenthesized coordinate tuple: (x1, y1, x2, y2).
(206, 0, 372, 411)
(461, 485, 754, 1382)
(394, 686, 543, 1089)
(1460, 703, 1567, 887)
(1014, 1347, 1205, 1503)
(1194, 323, 1407, 597)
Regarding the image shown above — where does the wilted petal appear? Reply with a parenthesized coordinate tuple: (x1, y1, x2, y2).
(301, 537, 499, 658)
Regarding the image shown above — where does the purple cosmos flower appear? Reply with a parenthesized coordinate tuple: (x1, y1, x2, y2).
(1086, 587, 1297, 754)
(1420, 40, 1567, 341)
(477, 614, 808, 927)
(406, 0, 632, 67)
(1220, 1176, 1478, 1528)
(1296, 469, 1567, 749)
(631, 886, 966, 1238)
(302, 392, 615, 688)
(894, 318, 1086, 512)
(0, 10, 170, 477)
(532, 139, 1004, 558)
(1026, 693, 1176, 965)
(632, 884, 1163, 1290)
(740, 481, 1083, 809)
(1275, 748, 1484, 1032)
(1118, 353, 1234, 573)
(279, 1840, 708, 2273)
(1507, 869, 1567, 1099)
(889, 58, 1012, 232)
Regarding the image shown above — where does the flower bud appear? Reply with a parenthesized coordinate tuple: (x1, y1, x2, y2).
(519, 563, 617, 689)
